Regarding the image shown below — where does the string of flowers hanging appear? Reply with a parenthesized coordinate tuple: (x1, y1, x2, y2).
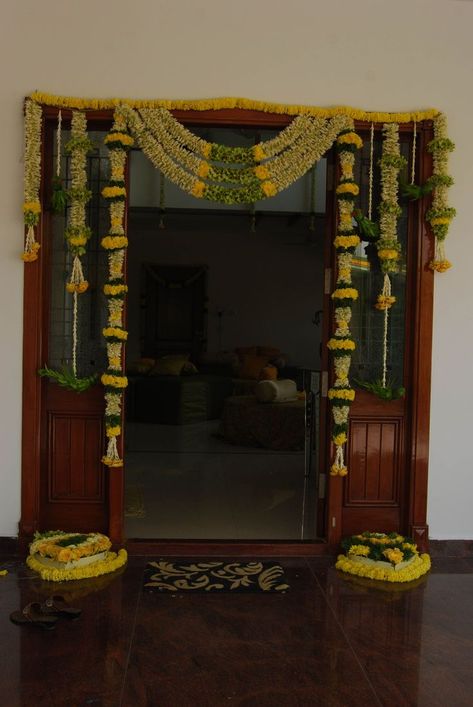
(100, 113, 134, 467)
(22, 100, 43, 262)
(327, 124, 363, 476)
(63, 111, 93, 379)
(375, 124, 406, 388)
(427, 114, 455, 272)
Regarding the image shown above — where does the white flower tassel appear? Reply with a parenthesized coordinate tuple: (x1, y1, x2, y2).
(331, 445, 347, 477)
(381, 273, 391, 389)
(70, 255, 85, 287)
(104, 435, 122, 467)
(368, 122, 374, 220)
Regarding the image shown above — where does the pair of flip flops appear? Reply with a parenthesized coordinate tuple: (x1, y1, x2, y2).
(10, 595, 81, 630)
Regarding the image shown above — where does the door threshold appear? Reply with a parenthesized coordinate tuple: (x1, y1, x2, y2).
(125, 538, 336, 557)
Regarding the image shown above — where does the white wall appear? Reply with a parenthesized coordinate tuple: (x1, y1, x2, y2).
(1, 0, 472, 538)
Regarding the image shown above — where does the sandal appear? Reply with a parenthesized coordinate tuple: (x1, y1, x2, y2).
(41, 595, 82, 619)
(10, 602, 58, 630)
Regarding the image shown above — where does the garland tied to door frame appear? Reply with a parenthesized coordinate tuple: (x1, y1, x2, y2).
(327, 124, 363, 476)
(21, 93, 456, 476)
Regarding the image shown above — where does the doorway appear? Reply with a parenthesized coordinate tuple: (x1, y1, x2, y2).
(20, 105, 435, 554)
(123, 133, 328, 540)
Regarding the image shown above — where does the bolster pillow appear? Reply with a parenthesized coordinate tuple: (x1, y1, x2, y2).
(255, 379, 298, 403)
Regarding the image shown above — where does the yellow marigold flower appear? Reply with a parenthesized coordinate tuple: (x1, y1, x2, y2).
(383, 548, 404, 565)
(429, 259, 452, 273)
(336, 182, 360, 196)
(102, 186, 126, 199)
(77, 281, 89, 293)
(103, 327, 128, 340)
(332, 287, 358, 300)
(430, 216, 451, 226)
(254, 165, 270, 180)
(338, 267, 351, 280)
(198, 161, 210, 178)
(378, 249, 399, 260)
(337, 132, 363, 149)
(253, 145, 266, 162)
(333, 432, 347, 446)
(23, 201, 41, 214)
(192, 181, 205, 198)
(106, 425, 121, 437)
(108, 356, 121, 369)
(375, 295, 396, 310)
(111, 217, 123, 229)
(103, 284, 128, 295)
(21, 248, 40, 263)
(69, 236, 87, 247)
(328, 388, 356, 401)
(101, 236, 128, 250)
(262, 181, 277, 197)
(327, 338, 356, 351)
(334, 235, 360, 249)
(101, 374, 128, 388)
(348, 545, 370, 557)
(102, 456, 124, 467)
(104, 132, 134, 147)
(202, 143, 212, 159)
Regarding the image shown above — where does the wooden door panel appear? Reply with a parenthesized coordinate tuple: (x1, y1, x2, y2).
(341, 391, 405, 535)
(40, 384, 108, 532)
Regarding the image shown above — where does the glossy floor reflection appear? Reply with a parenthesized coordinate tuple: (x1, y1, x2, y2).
(1, 554, 473, 706)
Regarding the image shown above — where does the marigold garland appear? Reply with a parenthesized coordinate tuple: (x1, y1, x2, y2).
(118, 105, 351, 205)
(328, 125, 362, 477)
(375, 124, 406, 389)
(22, 100, 43, 262)
(336, 531, 430, 583)
(29, 92, 439, 123)
(427, 114, 455, 272)
(27, 549, 128, 582)
(100, 112, 132, 467)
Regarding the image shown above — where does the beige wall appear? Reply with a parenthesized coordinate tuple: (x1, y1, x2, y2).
(1, 0, 471, 537)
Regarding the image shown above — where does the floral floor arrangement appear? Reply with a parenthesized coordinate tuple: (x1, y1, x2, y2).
(336, 531, 431, 583)
(26, 531, 127, 582)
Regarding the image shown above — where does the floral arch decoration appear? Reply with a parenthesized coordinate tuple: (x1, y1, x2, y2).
(22, 93, 455, 476)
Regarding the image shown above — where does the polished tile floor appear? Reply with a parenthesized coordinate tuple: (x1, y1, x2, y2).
(2, 554, 473, 706)
(124, 422, 316, 540)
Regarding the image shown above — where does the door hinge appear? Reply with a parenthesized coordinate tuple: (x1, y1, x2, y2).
(324, 268, 332, 295)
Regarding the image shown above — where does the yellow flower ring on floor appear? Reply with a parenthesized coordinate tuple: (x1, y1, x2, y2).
(336, 553, 431, 583)
(27, 549, 128, 582)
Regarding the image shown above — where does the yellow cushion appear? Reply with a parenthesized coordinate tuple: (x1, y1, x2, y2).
(239, 354, 269, 380)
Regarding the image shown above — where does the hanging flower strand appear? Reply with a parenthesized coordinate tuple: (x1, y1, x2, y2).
(327, 124, 363, 477)
(64, 111, 93, 377)
(22, 100, 43, 262)
(101, 111, 134, 468)
(375, 124, 406, 388)
(427, 114, 455, 272)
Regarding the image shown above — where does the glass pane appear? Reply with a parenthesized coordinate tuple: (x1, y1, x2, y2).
(349, 137, 409, 387)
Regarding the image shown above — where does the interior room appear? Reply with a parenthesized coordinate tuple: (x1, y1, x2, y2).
(123, 134, 327, 539)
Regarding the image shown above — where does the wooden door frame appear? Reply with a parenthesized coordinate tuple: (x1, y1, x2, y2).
(20, 106, 434, 554)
